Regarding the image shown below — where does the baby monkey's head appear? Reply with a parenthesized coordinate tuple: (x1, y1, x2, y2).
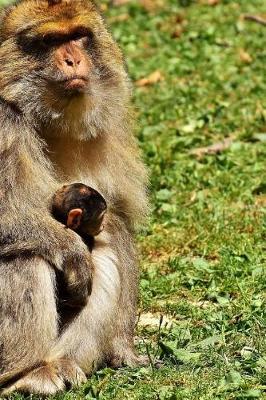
(52, 183, 107, 237)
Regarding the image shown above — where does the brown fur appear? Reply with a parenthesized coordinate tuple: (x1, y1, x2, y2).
(0, 0, 148, 396)
(51, 183, 107, 237)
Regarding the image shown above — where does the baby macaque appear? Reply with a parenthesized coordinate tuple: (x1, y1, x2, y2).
(52, 183, 107, 321)
(52, 183, 107, 250)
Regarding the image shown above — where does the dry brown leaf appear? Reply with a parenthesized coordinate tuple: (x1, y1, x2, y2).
(109, 13, 130, 23)
(239, 49, 253, 63)
(175, 13, 185, 24)
(255, 195, 266, 207)
(138, 312, 175, 327)
(112, 0, 131, 6)
(208, 0, 220, 5)
(100, 4, 108, 11)
(140, 0, 163, 12)
(140, 0, 155, 11)
(136, 70, 164, 87)
(171, 26, 184, 38)
(190, 137, 234, 157)
(244, 14, 266, 26)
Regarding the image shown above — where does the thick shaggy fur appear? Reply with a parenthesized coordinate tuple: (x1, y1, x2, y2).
(0, 0, 148, 395)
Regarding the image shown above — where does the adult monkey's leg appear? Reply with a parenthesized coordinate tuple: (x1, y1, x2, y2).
(0, 256, 85, 396)
(104, 215, 148, 368)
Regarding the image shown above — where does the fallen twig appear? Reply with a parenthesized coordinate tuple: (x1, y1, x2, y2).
(136, 70, 164, 87)
(244, 14, 266, 26)
(190, 137, 234, 157)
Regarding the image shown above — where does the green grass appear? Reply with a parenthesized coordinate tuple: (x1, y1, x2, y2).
(3, 0, 266, 399)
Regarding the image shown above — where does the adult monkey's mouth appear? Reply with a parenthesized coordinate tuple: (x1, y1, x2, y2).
(43, 75, 89, 91)
(63, 76, 89, 91)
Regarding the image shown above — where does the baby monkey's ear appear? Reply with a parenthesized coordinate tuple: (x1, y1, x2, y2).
(67, 209, 83, 230)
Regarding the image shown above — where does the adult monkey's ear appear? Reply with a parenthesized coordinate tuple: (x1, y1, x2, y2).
(67, 209, 83, 230)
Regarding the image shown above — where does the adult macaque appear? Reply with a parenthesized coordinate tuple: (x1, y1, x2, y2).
(0, 0, 148, 396)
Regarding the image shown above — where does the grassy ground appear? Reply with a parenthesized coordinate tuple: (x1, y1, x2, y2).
(3, 0, 266, 399)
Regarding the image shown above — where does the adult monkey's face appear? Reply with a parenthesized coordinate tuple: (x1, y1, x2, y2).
(0, 0, 126, 112)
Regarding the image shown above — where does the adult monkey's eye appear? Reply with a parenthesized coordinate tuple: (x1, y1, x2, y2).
(78, 36, 90, 47)
(87, 30, 94, 42)
(41, 28, 94, 48)
(42, 33, 63, 47)
(73, 31, 94, 49)
(83, 31, 94, 45)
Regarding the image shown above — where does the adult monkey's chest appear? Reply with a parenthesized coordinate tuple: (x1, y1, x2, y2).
(44, 133, 111, 194)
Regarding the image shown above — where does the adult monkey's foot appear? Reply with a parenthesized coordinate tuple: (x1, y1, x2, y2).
(108, 338, 151, 368)
(109, 351, 150, 368)
(1, 358, 86, 396)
